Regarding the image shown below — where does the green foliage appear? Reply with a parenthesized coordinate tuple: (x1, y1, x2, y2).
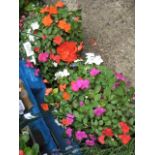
(46, 62, 135, 147)
(19, 3, 83, 83)
(19, 133, 39, 155)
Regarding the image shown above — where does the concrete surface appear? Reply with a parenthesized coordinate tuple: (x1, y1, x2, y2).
(64, 0, 135, 85)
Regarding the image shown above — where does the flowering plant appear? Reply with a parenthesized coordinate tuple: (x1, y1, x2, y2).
(20, 1, 83, 84)
(45, 59, 135, 147)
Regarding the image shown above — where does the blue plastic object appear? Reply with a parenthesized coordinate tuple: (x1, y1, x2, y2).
(19, 60, 57, 153)
(19, 60, 82, 155)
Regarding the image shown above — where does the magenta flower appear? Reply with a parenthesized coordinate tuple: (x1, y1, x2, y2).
(93, 107, 106, 117)
(115, 72, 127, 82)
(80, 101, 84, 107)
(66, 128, 72, 138)
(85, 139, 95, 147)
(81, 79, 90, 89)
(38, 52, 49, 62)
(75, 131, 88, 141)
(76, 79, 84, 88)
(67, 114, 75, 119)
(34, 68, 40, 76)
(88, 134, 96, 141)
(71, 78, 90, 92)
(66, 117, 74, 125)
(26, 59, 34, 68)
(90, 68, 101, 76)
(71, 81, 79, 92)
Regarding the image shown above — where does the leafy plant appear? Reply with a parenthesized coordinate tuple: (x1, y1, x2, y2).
(45, 61, 135, 147)
(19, 1, 83, 84)
(19, 133, 39, 155)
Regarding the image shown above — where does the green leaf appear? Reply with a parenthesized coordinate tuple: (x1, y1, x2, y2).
(53, 88, 58, 94)
(21, 134, 29, 143)
(94, 94, 101, 101)
(32, 143, 39, 155)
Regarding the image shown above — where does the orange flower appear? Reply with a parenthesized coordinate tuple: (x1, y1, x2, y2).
(57, 20, 71, 33)
(42, 15, 53, 27)
(41, 103, 49, 111)
(59, 84, 66, 92)
(43, 79, 49, 83)
(55, 1, 65, 8)
(61, 118, 73, 126)
(45, 88, 53, 96)
(49, 6, 58, 15)
(63, 92, 70, 101)
(40, 6, 49, 14)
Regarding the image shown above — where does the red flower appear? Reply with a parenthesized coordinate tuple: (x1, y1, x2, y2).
(53, 36, 63, 45)
(57, 41, 78, 63)
(119, 122, 130, 134)
(61, 118, 73, 126)
(33, 30, 38, 34)
(102, 128, 114, 137)
(41, 103, 49, 111)
(118, 134, 131, 145)
(98, 135, 105, 144)
(34, 47, 40, 52)
(50, 53, 61, 64)
(19, 150, 25, 155)
(42, 34, 47, 40)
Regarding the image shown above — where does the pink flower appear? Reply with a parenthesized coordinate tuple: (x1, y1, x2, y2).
(80, 101, 84, 107)
(67, 114, 75, 119)
(34, 68, 40, 76)
(76, 79, 84, 88)
(38, 52, 49, 62)
(71, 78, 90, 92)
(81, 79, 90, 89)
(26, 59, 34, 68)
(67, 117, 74, 124)
(93, 107, 106, 117)
(115, 72, 127, 82)
(90, 68, 101, 76)
(71, 81, 79, 92)
(75, 131, 88, 141)
(66, 128, 72, 137)
(88, 134, 96, 141)
(85, 139, 95, 147)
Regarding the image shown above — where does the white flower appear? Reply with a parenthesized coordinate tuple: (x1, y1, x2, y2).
(31, 22, 39, 30)
(27, 29, 31, 33)
(53, 62, 58, 67)
(28, 35, 35, 42)
(54, 69, 70, 80)
(85, 53, 103, 65)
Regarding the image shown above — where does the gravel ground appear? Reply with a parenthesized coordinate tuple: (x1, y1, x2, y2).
(64, 0, 135, 85)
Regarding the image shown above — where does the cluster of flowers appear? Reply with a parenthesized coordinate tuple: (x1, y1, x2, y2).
(63, 115, 131, 146)
(71, 78, 90, 92)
